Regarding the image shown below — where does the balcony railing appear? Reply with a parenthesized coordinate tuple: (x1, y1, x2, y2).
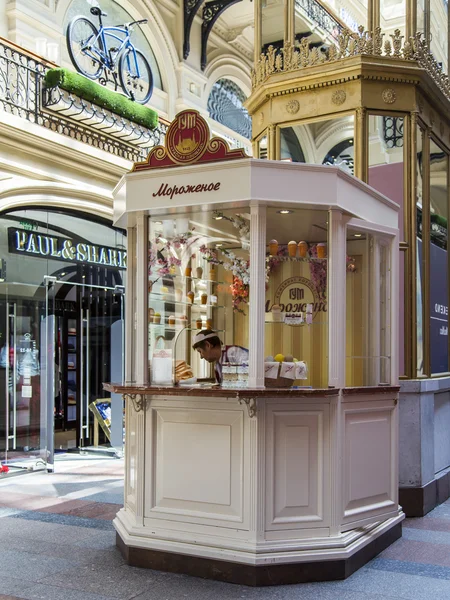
(0, 39, 167, 162)
(295, 0, 343, 41)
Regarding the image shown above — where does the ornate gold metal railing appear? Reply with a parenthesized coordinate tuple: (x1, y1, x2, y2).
(252, 27, 450, 101)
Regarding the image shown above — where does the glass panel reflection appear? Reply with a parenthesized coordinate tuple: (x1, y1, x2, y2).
(417, 125, 424, 376)
(280, 115, 354, 172)
(346, 230, 392, 385)
(429, 139, 449, 373)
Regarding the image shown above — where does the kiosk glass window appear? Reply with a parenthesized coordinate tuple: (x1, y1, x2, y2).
(265, 208, 329, 389)
(429, 140, 449, 374)
(346, 227, 392, 386)
(148, 208, 250, 387)
(279, 116, 355, 172)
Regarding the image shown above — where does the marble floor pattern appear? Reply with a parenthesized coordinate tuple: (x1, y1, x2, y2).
(0, 456, 449, 600)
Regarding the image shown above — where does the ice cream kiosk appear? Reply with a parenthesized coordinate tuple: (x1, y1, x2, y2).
(106, 110, 403, 585)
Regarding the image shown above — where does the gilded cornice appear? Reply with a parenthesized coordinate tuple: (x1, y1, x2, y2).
(246, 28, 450, 123)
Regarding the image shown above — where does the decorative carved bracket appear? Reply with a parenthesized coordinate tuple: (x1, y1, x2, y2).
(237, 395, 257, 418)
(124, 393, 148, 412)
(184, 0, 205, 60)
(201, 0, 243, 70)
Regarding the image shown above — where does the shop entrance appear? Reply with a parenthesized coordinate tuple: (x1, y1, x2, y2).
(0, 278, 124, 472)
(46, 278, 125, 466)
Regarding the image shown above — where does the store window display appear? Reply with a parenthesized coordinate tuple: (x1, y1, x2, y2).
(148, 207, 249, 387)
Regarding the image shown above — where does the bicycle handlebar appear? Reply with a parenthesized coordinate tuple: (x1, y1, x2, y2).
(128, 19, 148, 27)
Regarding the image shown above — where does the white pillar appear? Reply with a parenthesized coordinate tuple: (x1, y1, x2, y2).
(125, 226, 136, 384)
(248, 202, 266, 388)
(328, 209, 347, 388)
(135, 212, 148, 384)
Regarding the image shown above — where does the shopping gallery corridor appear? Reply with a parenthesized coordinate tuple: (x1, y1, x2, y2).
(0, 457, 447, 600)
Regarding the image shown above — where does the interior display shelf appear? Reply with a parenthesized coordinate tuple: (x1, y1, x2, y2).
(149, 325, 224, 333)
(149, 298, 224, 309)
(267, 256, 327, 262)
(149, 275, 223, 285)
(265, 320, 327, 325)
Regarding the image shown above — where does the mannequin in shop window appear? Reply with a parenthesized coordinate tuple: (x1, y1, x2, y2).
(193, 330, 248, 384)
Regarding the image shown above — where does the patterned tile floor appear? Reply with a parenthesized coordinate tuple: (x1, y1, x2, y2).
(0, 456, 449, 599)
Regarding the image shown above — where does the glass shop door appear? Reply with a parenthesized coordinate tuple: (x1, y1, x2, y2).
(46, 279, 125, 458)
(0, 282, 50, 472)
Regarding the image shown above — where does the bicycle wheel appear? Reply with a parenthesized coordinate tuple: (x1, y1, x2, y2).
(66, 16, 104, 80)
(118, 47, 153, 104)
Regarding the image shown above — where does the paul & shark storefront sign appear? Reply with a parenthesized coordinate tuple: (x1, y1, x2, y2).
(8, 228, 127, 269)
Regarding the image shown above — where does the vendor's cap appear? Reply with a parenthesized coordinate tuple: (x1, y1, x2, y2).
(192, 330, 218, 347)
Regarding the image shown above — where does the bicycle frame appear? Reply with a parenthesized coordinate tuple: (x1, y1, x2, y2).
(84, 24, 142, 77)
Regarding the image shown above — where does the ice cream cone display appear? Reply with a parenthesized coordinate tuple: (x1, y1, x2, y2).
(153, 312, 161, 324)
(148, 308, 154, 322)
(187, 291, 194, 303)
(298, 241, 308, 257)
(317, 243, 327, 258)
(206, 318, 213, 329)
(168, 315, 176, 326)
(185, 266, 192, 277)
(196, 318, 203, 329)
(196, 266, 203, 279)
(179, 315, 188, 326)
(269, 239, 278, 255)
(201, 293, 208, 305)
(175, 289, 182, 302)
(160, 286, 169, 300)
(272, 304, 283, 322)
(209, 266, 216, 281)
(288, 240, 297, 257)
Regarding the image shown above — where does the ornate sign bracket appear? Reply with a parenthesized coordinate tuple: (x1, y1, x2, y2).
(237, 395, 257, 418)
(124, 393, 148, 412)
(201, 0, 243, 70)
(184, 0, 205, 60)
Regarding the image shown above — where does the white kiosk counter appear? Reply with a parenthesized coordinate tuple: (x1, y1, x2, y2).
(106, 110, 403, 585)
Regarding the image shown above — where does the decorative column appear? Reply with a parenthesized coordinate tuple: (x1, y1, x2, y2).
(285, 0, 295, 46)
(267, 124, 277, 160)
(328, 209, 347, 388)
(249, 202, 266, 388)
(254, 0, 262, 66)
(355, 107, 368, 182)
(406, 0, 416, 39)
(136, 212, 149, 384)
(405, 111, 418, 378)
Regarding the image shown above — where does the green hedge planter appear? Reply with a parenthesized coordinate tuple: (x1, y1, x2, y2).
(44, 68, 158, 130)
